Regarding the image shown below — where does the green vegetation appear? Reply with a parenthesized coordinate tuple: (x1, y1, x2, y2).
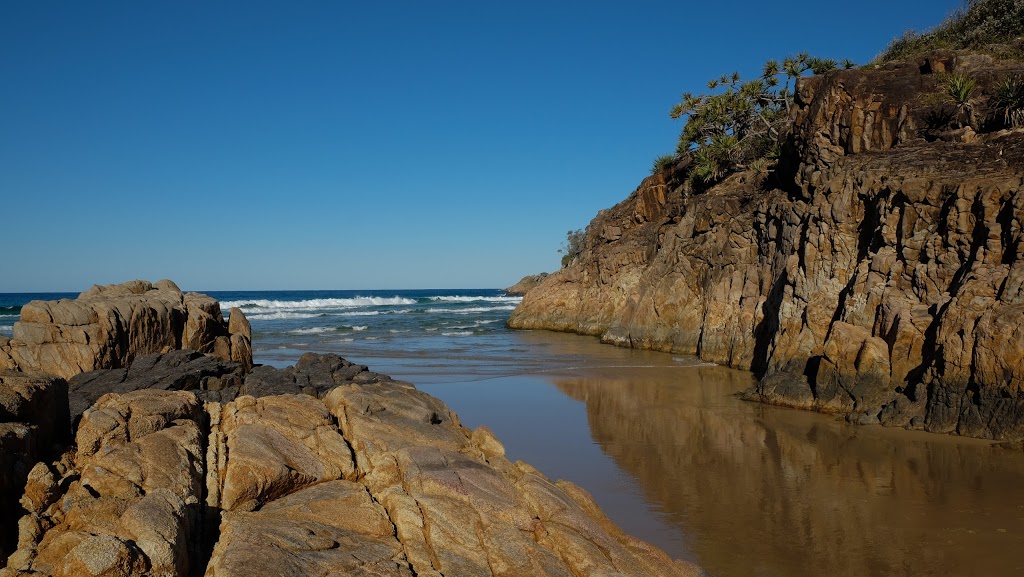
(878, 0, 1024, 63)
(651, 154, 677, 175)
(992, 75, 1024, 127)
(941, 72, 978, 127)
(558, 229, 585, 268)
(942, 72, 977, 105)
(667, 53, 843, 187)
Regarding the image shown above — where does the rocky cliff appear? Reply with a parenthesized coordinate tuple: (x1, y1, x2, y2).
(0, 289, 702, 576)
(509, 50, 1024, 441)
(505, 273, 550, 296)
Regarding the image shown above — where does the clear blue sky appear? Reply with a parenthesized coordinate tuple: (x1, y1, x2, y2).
(1, 0, 961, 292)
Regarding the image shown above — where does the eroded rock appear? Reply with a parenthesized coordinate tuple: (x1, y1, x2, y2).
(0, 280, 252, 380)
(2, 389, 204, 577)
(0, 372, 70, 559)
(508, 54, 1024, 441)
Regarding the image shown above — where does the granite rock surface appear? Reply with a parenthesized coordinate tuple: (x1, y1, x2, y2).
(0, 280, 251, 381)
(508, 52, 1024, 440)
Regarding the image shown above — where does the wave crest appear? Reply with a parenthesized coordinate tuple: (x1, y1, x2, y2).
(428, 296, 522, 303)
(222, 297, 416, 310)
(426, 306, 518, 314)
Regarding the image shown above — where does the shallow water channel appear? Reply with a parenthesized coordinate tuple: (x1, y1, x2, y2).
(258, 328, 1024, 577)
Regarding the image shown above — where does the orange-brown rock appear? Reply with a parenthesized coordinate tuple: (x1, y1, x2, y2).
(0, 372, 70, 560)
(2, 389, 205, 577)
(0, 280, 252, 380)
(509, 52, 1024, 440)
(4, 355, 703, 576)
(504, 273, 549, 296)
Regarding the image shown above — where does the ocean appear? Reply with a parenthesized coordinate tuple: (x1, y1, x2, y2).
(211, 288, 536, 382)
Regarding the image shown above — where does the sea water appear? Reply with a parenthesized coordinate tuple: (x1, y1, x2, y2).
(3, 289, 1024, 577)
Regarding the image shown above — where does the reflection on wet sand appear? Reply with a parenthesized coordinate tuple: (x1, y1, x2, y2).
(555, 366, 1024, 577)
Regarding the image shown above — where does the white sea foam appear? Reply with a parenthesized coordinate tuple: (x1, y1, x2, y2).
(333, 338, 355, 343)
(246, 312, 324, 321)
(221, 297, 416, 310)
(441, 331, 474, 336)
(389, 329, 410, 334)
(337, 311, 381, 317)
(425, 306, 517, 314)
(288, 327, 335, 335)
(428, 296, 522, 303)
(352, 326, 368, 331)
(0, 325, 13, 331)
(449, 319, 501, 330)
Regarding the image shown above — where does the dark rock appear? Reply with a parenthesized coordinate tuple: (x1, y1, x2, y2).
(68, 350, 243, 424)
(240, 353, 390, 398)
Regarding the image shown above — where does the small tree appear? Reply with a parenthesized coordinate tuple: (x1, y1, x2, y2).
(669, 53, 846, 187)
(558, 229, 585, 268)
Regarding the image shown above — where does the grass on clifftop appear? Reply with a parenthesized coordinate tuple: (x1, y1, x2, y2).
(878, 0, 1024, 62)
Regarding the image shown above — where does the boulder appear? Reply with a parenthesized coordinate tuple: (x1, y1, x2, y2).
(2, 389, 205, 577)
(0, 280, 252, 380)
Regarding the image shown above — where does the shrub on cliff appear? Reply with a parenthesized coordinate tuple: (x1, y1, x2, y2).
(651, 154, 677, 175)
(992, 75, 1024, 127)
(879, 0, 1024, 62)
(942, 72, 979, 127)
(667, 54, 852, 188)
(558, 228, 585, 267)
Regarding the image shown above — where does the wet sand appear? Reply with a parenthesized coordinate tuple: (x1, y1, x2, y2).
(414, 333, 1024, 577)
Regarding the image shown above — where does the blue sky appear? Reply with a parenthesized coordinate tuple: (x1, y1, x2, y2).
(1, 0, 961, 291)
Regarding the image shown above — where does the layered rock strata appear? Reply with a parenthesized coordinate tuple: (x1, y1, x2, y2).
(0, 280, 251, 380)
(2, 354, 702, 577)
(509, 52, 1024, 440)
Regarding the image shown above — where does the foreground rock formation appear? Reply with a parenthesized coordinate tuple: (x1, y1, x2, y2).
(509, 50, 1024, 440)
(0, 288, 701, 576)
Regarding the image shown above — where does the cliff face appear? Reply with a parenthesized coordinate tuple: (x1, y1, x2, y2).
(508, 52, 1024, 440)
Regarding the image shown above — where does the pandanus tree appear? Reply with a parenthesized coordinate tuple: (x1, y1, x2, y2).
(664, 54, 853, 186)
